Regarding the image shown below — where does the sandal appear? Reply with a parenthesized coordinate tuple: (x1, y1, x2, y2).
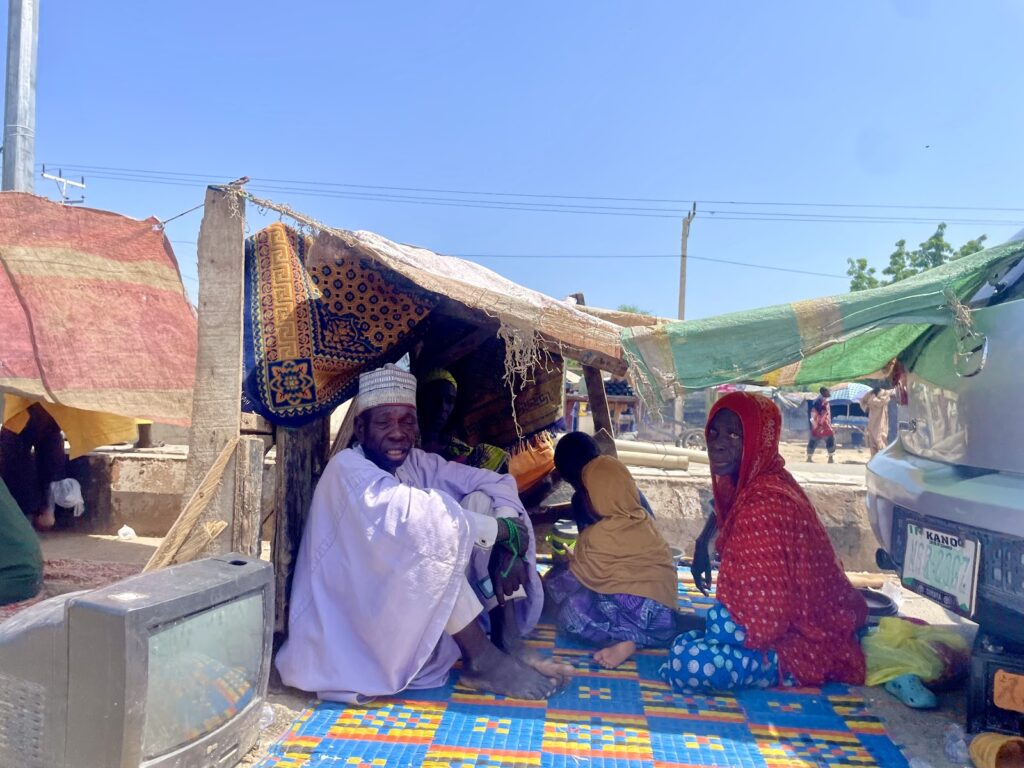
(884, 673, 937, 709)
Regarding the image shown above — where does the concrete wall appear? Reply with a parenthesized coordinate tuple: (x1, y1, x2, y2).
(65, 449, 880, 572)
(631, 468, 878, 573)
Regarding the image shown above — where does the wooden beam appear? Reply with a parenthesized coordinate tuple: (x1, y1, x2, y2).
(232, 435, 265, 557)
(181, 186, 246, 557)
(570, 293, 617, 457)
(537, 338, 628, 377)
(272, 420, 324, 637)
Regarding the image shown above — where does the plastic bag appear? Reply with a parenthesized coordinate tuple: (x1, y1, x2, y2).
(49, 478, 85, 517)
(508, 432, 555, 493)
(862, 616, 969, 689)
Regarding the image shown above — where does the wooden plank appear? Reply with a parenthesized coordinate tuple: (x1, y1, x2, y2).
(232, 436, 265, 557)
(570, 293, 617, 457)
(240, 412, 274, 435)
(537, 338, 628, 376)
(182, 186, 246, 557)
(272, 420, 323, 637)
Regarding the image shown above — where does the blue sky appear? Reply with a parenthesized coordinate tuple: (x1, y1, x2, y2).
(11, 1, 1024, 319)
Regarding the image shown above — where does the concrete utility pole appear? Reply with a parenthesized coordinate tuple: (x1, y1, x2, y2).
(2, 0, 39, 192)
(677, 203, 696, 320)
(674, 204, 696, 434)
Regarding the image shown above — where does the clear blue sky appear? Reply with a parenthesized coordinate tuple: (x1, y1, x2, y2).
(10, 1, 1024, 318)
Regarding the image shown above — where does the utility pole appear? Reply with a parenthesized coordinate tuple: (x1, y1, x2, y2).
(2, 0, 39, 192)
(674, 203, 696, 435)
(677, 202, 696, 320)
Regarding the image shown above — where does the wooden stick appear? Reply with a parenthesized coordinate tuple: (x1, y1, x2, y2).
(144, 438, 239, 572)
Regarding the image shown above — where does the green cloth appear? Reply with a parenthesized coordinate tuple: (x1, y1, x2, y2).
(623, 240, 1024, 398)
(0, 478, 43, 606)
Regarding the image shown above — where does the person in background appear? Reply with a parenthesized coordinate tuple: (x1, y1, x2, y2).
(417, 368, 510, 473)
(0, 403, 66, 529)
(545, 432, 687, 669)
(665, 392, 867, 693)
(277, 365, 563, 703)
(806, 386, 835, 464)
(0, 477, 44, 606)
(859, 387, 894, 458)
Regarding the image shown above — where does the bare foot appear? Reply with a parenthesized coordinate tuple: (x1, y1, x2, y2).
(594, 640, 636, 669)
(518, 651, 574, 688)
(460, 644, 558, 700)
(34, 511, 55, 531)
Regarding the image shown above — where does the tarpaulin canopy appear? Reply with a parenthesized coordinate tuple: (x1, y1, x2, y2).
(0, 193, 198, 427)
(623, 239, 1024, 399)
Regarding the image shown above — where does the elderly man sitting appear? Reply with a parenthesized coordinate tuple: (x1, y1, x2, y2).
(276, 365, 559, 702)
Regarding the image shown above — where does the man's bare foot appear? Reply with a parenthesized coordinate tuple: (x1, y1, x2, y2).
(517, 650, 574, 688)
(34, 511, 55, 531)
(594, 640, 636, 669)
(460, 643, 558, 700)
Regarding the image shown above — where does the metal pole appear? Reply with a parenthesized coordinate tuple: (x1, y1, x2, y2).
(2, 0, 39, 192)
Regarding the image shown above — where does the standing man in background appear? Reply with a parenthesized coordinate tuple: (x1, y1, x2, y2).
(859, 387, 894, 458)
(806, 387, 835, 464)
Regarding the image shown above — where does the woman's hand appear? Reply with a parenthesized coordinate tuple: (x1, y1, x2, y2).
(691, 537, 714, 596)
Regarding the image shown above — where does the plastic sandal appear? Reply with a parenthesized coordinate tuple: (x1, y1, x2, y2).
(884, 673, 937, 709)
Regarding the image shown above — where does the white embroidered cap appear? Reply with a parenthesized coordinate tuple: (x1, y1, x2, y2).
(354, 364, 418, 416)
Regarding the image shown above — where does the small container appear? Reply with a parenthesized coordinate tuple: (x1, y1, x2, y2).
(547, 519, 578, 556)
(857, 588, 899, 623)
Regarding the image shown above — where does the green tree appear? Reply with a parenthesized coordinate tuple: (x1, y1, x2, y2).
(847, 224, 988, 291)
(617, 303, 653, 315)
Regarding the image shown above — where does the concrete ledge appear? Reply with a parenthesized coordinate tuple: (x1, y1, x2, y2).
(65, 449, 878, 572)
(630, 467, 877, 573)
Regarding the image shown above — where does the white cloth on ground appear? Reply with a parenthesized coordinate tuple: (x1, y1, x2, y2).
(275, 446, 542, 703)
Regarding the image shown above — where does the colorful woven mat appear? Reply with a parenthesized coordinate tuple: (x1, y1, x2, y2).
(256, 573, 907, 767)
(242, 224, 437, 427)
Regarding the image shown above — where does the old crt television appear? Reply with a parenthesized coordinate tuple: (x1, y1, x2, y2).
(0, 553, 273, 768)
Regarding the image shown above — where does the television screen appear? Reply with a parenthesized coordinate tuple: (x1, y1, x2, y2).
(143, 591, 265, 759)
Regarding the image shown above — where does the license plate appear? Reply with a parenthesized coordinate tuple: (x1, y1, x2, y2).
(901, 522, 981, 617)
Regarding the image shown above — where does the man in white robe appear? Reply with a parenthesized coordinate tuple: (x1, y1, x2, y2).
(276, 365, 556, 702)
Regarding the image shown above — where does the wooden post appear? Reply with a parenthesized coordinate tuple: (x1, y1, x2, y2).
(232, 435, 265, 557)
(674, 204, 696, 437)
(570, 293, 617, 457)
(272, 419, 328, 637)
(182, 186, 246, 557)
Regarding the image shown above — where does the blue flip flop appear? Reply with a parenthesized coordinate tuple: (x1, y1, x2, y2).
(884, 673, 937, 709)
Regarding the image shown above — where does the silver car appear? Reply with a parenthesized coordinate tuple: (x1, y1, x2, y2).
(866, 232, 1024, 640)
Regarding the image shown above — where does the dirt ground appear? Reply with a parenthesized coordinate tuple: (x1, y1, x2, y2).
(778, 440, 870, 467)
(37, 520, 970, 768)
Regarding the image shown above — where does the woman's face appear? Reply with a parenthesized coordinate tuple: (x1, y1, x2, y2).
(707, 408, 743, 477)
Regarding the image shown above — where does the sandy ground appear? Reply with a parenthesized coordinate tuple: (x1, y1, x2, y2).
(37, 515, 971, 768)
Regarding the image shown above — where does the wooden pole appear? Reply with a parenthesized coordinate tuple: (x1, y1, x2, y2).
(181, 186, 246, 557)
(570, 293, 617, 457)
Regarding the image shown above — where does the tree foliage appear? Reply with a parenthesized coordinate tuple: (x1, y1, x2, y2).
(617, 303, 654, 315)
(846, 223, 988, 292)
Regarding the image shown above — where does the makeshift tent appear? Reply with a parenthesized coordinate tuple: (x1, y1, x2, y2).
(0, 193, 198, 454)
(623, 239, 1024, 400)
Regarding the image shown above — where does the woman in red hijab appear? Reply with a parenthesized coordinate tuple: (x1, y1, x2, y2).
(661, 392, 867, 692)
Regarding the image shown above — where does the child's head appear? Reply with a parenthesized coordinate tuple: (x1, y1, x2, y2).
(554, 431, 601, 489)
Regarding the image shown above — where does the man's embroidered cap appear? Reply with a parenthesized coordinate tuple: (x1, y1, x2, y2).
(355, 364, 418, 416)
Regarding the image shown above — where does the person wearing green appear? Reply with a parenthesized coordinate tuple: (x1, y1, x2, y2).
(0, 477, 43, 606)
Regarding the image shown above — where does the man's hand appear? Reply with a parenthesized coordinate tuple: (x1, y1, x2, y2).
(691, 536, 714, 596)
(490, 551, 528, 606)
(495, 517, 530, 550)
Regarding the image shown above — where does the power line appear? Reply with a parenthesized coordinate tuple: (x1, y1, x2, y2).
(60, 168, 1023, 226)
(44, 162, 1024, 214)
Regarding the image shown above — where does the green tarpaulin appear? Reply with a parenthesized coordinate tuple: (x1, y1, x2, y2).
(623, 240, 1024, 399)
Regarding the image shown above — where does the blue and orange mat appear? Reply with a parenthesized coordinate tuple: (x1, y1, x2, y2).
(255, 574, 908, 767)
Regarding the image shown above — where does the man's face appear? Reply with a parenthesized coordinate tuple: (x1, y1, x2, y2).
(707, 408, 743, 478)
(355, 404, 419, 473)
(417, 380, 457, 434)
